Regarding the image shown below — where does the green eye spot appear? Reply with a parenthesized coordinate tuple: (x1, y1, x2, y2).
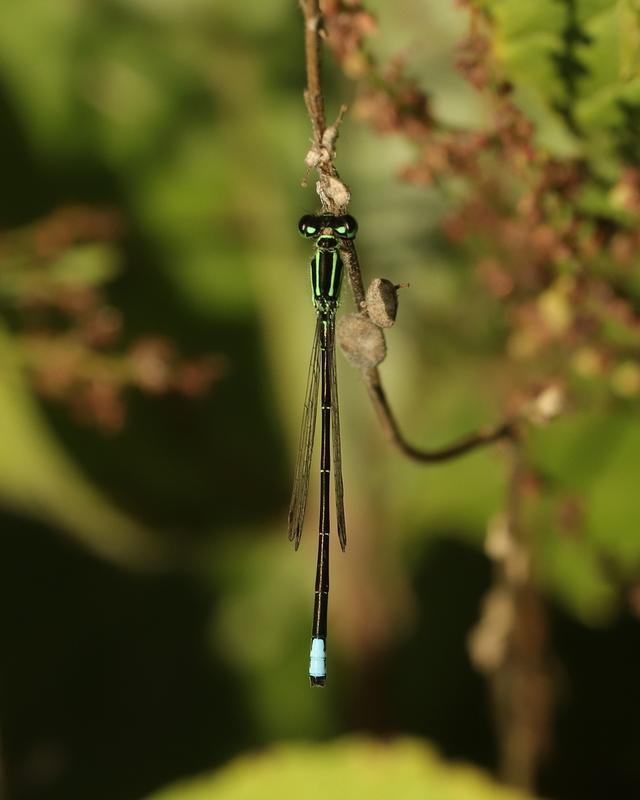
(335, 226, 347, 234)
(298, 215, 321, 237)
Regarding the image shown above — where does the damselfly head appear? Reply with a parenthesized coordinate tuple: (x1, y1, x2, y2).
(298, 213, 358, 241)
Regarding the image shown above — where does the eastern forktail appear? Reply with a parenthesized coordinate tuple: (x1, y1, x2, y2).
(288, 212, 358, 686)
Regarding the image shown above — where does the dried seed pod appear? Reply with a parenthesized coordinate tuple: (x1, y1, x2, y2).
(337, 313, 386, 369)
(365, 278, 400, 328)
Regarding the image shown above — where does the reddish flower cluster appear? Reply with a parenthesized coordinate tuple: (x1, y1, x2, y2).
(322, 2, 640, 409)
(0, 207, 223, 432)
(321, 0, 378, 78)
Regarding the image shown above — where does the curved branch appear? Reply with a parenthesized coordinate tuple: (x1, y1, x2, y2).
(364, 369, 516, 462)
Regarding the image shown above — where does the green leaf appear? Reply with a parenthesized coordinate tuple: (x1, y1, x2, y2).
(481, 0, 640, 167)
(145, 738, 535, 800)
(528, 410, 629, 489)
(528, 410, 640, 619)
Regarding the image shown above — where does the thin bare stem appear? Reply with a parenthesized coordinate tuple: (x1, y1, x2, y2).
(300, 0, 351, 214)
(340, 240, 366, 309)
(301, 0, 326, 142)
(299, 0, 514, 463)
(365, 369, 515, 462)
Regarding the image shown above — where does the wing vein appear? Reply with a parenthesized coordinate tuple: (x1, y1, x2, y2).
(329, 317, 347, 551)
(288, 317, 321, 549)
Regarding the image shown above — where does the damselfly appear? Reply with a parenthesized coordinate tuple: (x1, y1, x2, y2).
(288, 212, 358, 686)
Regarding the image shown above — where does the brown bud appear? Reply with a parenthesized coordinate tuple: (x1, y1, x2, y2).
(337, 313, 386, 369)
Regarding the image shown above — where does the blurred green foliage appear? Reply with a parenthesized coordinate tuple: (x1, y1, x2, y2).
(146, 738, 532, 800)
(1, 1, 640, 799)
(480, 0, 640, 169)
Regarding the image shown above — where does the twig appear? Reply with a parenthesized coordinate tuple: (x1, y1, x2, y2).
(341, 240, 516, 461)
(340, 240, 366, 309)
(301, 1, 352, 214)
(497, 443, 552, 789)
(470, 442, 552, 790)
(301, 0, 326, 141)
(299, 0, 515, 463)
(365, 370, 515, 461)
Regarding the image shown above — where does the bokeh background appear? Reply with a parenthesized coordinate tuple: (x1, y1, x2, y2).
(2, 1, 640, 799)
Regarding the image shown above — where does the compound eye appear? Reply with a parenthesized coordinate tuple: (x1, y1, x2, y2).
(298, 214, 320, 238)
(333, 214, 358, 239)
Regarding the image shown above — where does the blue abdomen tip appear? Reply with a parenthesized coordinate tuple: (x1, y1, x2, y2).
(309, 638, 326, 681)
